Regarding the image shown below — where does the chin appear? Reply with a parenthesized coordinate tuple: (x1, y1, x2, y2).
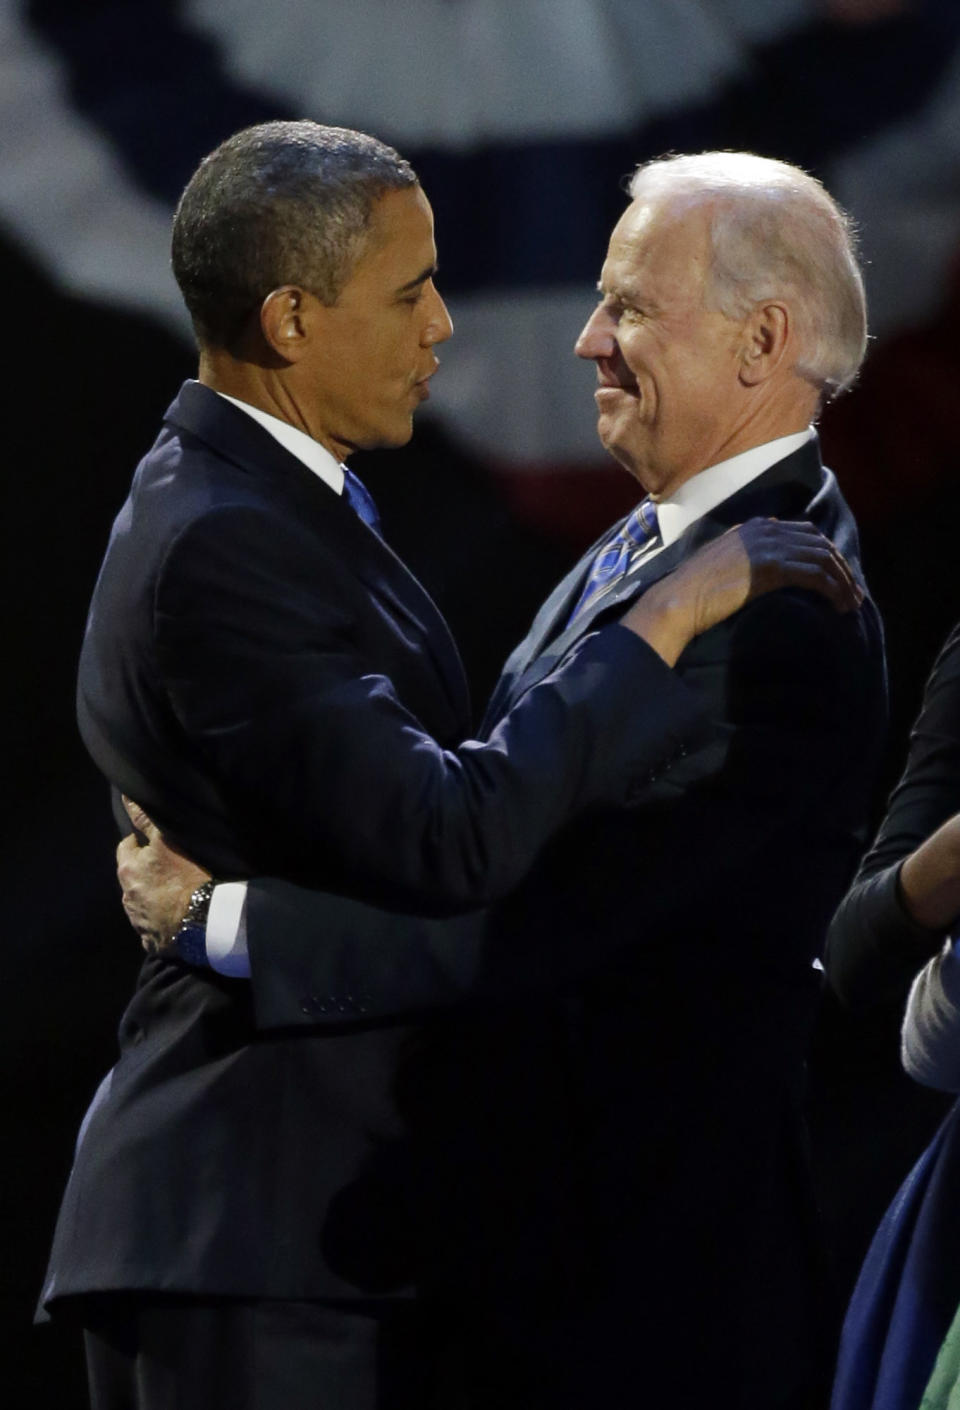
(598, 430, 641, 477)
(601, 444, 656, 496)
(357, 418, 416, 452)
(388, 421, 416, 448)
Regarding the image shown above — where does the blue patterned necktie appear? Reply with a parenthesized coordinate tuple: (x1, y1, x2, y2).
(567, 498, 660, 625)
(342, 466, 382, 536)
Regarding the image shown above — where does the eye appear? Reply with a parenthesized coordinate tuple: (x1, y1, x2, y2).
(399, 283, 428, 307)
(600, 294, 638, 324)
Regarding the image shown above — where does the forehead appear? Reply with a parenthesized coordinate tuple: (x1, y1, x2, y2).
(602, 196, 712, 303)
(351, 185, 436, 282)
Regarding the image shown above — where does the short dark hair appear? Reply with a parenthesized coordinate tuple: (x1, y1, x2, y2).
(171, 120, 417, 350)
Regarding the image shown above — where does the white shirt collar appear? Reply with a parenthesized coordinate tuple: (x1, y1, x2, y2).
(655, 429, 815, 549)
(215, 391, 345, 495)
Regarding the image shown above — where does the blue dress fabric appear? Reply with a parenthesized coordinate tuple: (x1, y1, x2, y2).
(832, 1098, 960, 1410)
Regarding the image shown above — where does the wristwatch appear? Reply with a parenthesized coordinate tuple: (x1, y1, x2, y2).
(174, 880, 215, 968)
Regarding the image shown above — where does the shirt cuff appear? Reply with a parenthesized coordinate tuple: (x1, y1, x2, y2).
(938, 930, 960, 1008)
(206, 881, 251, 977)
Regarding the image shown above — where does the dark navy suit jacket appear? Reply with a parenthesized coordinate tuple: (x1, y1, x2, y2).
(218, 439, 890, 1405)
(41, 381, 707, 1309)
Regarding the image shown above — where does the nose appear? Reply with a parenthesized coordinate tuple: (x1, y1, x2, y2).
(575, 303, 616, 360)
(423, 283, 454, 346)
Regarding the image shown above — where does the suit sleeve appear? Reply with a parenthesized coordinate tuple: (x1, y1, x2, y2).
(470, 585, 888, 988)
(240, 587, 882, 1032)
(637, 586, 885, 874)
(153, 502, 709, 913)
(825, 623, 960, 1008)
(244, 881, 492, 1029)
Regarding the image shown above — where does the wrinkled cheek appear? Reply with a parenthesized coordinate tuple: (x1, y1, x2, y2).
(597, 402, 637, 452)
(620, 389, 648, 424)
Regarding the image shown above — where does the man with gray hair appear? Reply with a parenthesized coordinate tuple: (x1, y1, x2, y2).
(109, 149, 885, 1406)
(40, 124, 861, 1410)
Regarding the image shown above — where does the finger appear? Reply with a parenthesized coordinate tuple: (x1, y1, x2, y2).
(746, 542, 846, 609)
(793, 543, 863, 608)
(121, 893, 143, 937)
(777, 557, 860, 611)
(116, 835, 138, 866)
(748, 525, 863, 609)
(771, 525, 861, 599)
(116, 836, 144, 890)
(825, 543, 862, 604)
(122, 796, 156, 840)
(779, 526, 861, 601)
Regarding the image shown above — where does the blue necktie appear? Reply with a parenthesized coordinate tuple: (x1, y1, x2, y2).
(567, 498, 659, 625)
(342, 467, 382, 536)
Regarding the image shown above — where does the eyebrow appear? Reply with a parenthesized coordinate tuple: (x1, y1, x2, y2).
(597, 278, 658, 312)
(397, 263, 437, 295)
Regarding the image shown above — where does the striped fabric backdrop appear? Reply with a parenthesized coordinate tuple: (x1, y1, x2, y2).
(3, 0, 960, 477)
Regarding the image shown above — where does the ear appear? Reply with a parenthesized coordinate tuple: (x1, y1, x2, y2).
(259, 285, 316, 363)
(738, 302, 790, 387)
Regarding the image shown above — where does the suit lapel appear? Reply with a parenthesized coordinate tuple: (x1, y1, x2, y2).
(353, 539, 472, 726)
(489, 439, 829, 721)
(165, 381, 472, 729)
(480, 530, 616, 731)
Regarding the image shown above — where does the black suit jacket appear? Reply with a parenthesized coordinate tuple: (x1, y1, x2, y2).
(225, 440, 889, 1403)
(41, 381, 708, 1309)
(248, 440, 886, 1013)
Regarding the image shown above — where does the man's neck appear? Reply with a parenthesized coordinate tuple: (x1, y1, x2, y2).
(197, 352, 343, 461)
(654, 429, 815, 550)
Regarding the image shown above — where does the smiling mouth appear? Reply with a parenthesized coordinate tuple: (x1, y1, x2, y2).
(596, 358, 639, 392)
(596, 379, 639, 399)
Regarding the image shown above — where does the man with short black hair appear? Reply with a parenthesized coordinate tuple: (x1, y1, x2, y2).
(41, 125, 848, 1410)
(108, 149, 886, 1408)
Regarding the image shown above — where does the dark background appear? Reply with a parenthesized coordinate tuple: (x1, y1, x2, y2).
(6, 0, 960, 1400)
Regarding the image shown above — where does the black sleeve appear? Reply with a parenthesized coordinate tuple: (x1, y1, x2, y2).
(154, 503, 710, 913)
(825, 623, 960, 1008)
(241, 586, 884, 1030)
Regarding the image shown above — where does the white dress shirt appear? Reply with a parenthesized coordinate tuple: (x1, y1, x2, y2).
(902, 935, 960, 1092)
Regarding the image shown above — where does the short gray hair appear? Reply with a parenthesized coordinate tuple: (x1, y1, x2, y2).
(628, 152, 867, 399)
(172, 120, 417, 351)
